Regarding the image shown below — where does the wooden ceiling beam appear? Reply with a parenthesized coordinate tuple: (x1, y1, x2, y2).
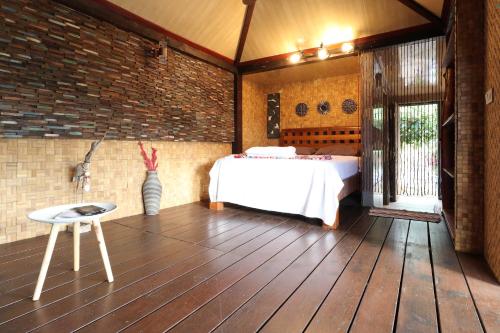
(397, 0, 443, 30)
(52, 0, 237, 73)
(238, 23, 443, 74)
(234, 0, 256, 64)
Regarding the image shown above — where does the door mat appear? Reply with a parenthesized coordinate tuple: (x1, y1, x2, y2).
(369, 208, 441, 223)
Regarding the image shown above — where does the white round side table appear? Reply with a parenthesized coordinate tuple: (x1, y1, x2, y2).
(28, 202, 117, 301)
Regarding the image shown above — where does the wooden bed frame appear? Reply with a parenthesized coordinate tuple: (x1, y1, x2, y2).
(210, 126, 362, 230)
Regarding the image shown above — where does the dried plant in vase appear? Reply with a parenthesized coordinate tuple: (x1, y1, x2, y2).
(139, 141, 162, 215)
(72, 136, 104, 202)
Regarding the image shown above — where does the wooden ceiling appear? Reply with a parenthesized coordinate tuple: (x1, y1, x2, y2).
(241, 0, 437, 62)
(245, 55, 360, 86)
(89, 0, 446, 66)
(107, 0, 246, 60)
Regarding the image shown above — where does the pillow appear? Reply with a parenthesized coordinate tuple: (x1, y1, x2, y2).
(315, 144, 360, 156)
(245, 146, 296, 157)
(294, 146, 317, 155)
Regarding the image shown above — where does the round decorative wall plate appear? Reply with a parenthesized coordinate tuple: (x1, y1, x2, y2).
(295, 103, 308, 117)
(342, 99, 357, 114)
(317, 100, 330, 115)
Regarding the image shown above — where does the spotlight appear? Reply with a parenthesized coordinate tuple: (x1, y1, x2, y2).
(341, 42, 354, 53)
(317, 43, 329, 60)
(289, 52, 302, 64)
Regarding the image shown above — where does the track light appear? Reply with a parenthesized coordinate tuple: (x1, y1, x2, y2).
(317, 43, 329, 60)
(289, 52, 302, 64)
(341, 42, 354, 53)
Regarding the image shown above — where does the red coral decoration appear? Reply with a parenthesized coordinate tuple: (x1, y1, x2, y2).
(138, 141, 158, 171)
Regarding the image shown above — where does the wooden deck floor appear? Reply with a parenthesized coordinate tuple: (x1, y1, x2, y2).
(0, 202, 498, 332)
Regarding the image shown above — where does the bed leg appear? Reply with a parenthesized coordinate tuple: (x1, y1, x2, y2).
(323, 210, 340, 230)
(209, 202, 224, 211)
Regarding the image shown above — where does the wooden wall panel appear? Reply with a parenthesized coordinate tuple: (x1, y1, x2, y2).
(454, 0, 485, 254)
(484, 0, 500, 281)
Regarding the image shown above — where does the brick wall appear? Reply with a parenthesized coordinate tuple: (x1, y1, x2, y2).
(454, 0, 485, 253)
(484, 0, 500, 280)
(0, 0, 234, 142)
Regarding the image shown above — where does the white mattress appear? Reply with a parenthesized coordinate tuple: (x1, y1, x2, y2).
(329, 155, 360, 180)
(208, 155, 360, 226)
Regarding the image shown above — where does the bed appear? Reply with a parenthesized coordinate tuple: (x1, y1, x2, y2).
(209, 126, 362, 229)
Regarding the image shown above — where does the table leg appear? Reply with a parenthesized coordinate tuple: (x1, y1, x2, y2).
(92, 218, 114, 282)
(73, 222, 80, 271)
(33, 224, 59, 301)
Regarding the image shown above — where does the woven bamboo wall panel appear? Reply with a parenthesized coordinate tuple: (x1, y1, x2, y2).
(0, 0, 234, 142)
(242, 73, 360, 151)
(0, 138, 231, 244)
(484, 0, 500, 280)
(264, 74, 360, 129)
(242, 80, 279, 151)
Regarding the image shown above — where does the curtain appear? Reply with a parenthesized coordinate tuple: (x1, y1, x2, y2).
(360, 37, 445, 207)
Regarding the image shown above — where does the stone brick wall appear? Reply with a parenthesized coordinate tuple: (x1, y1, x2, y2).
(454, 0, 485, 253)
(484, 0, 500, 280)
(0, 0, 234, 142)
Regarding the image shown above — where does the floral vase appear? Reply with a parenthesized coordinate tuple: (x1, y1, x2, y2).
(142, 171, 162, 215)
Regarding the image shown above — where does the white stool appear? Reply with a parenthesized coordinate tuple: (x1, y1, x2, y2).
(28, 202, 117, 301)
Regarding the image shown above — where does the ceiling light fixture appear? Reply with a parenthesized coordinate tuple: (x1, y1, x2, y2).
(341, 42, 354, 53)
(289, 52, 302, 64)
(317, 43, 329, 60)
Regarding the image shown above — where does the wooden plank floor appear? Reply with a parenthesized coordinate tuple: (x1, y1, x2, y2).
(0, 202, 498, 332)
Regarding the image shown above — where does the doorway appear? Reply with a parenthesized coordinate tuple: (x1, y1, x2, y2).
(394, 103, 440, 211)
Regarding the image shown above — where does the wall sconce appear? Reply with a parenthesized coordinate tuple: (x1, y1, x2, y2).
(147, 40, 168, 64)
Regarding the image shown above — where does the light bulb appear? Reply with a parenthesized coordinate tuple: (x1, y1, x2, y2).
(289, 52, 301, 64)
(341, 42, 354, 53)
(317, 46, 329, 60)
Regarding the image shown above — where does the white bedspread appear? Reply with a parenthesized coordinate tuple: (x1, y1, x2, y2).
(209, 155, 359, 226)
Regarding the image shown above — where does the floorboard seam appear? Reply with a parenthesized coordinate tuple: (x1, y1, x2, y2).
(168, 226, 330, 331)
(391, 219, 411, 333)
(252, 209, 367, 332)
(455, 252, 488, 332)
(428, 221, 443, 333)
(347, 218, 395, 331)
(77, 221, 301, 332)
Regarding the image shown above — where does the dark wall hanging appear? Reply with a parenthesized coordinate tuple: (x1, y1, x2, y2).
(342, 99, 358, 114)
(317, 100, 330, 115)
(267, 93, 280, 138)
(295, 103, 308, 117)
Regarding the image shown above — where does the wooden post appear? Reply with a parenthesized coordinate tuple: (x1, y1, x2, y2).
(73, 221, 80, 272)
(92, 218, 114, 282)
(209, 202, 224, 211)
(33, 224, 60, 301)
(323, 210, 340, 230)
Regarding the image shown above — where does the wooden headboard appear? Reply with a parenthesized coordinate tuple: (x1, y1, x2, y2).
(279, 126, 361, 149)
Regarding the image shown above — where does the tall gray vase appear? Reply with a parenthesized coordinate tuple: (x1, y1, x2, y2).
(142, 171, 162, 215)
